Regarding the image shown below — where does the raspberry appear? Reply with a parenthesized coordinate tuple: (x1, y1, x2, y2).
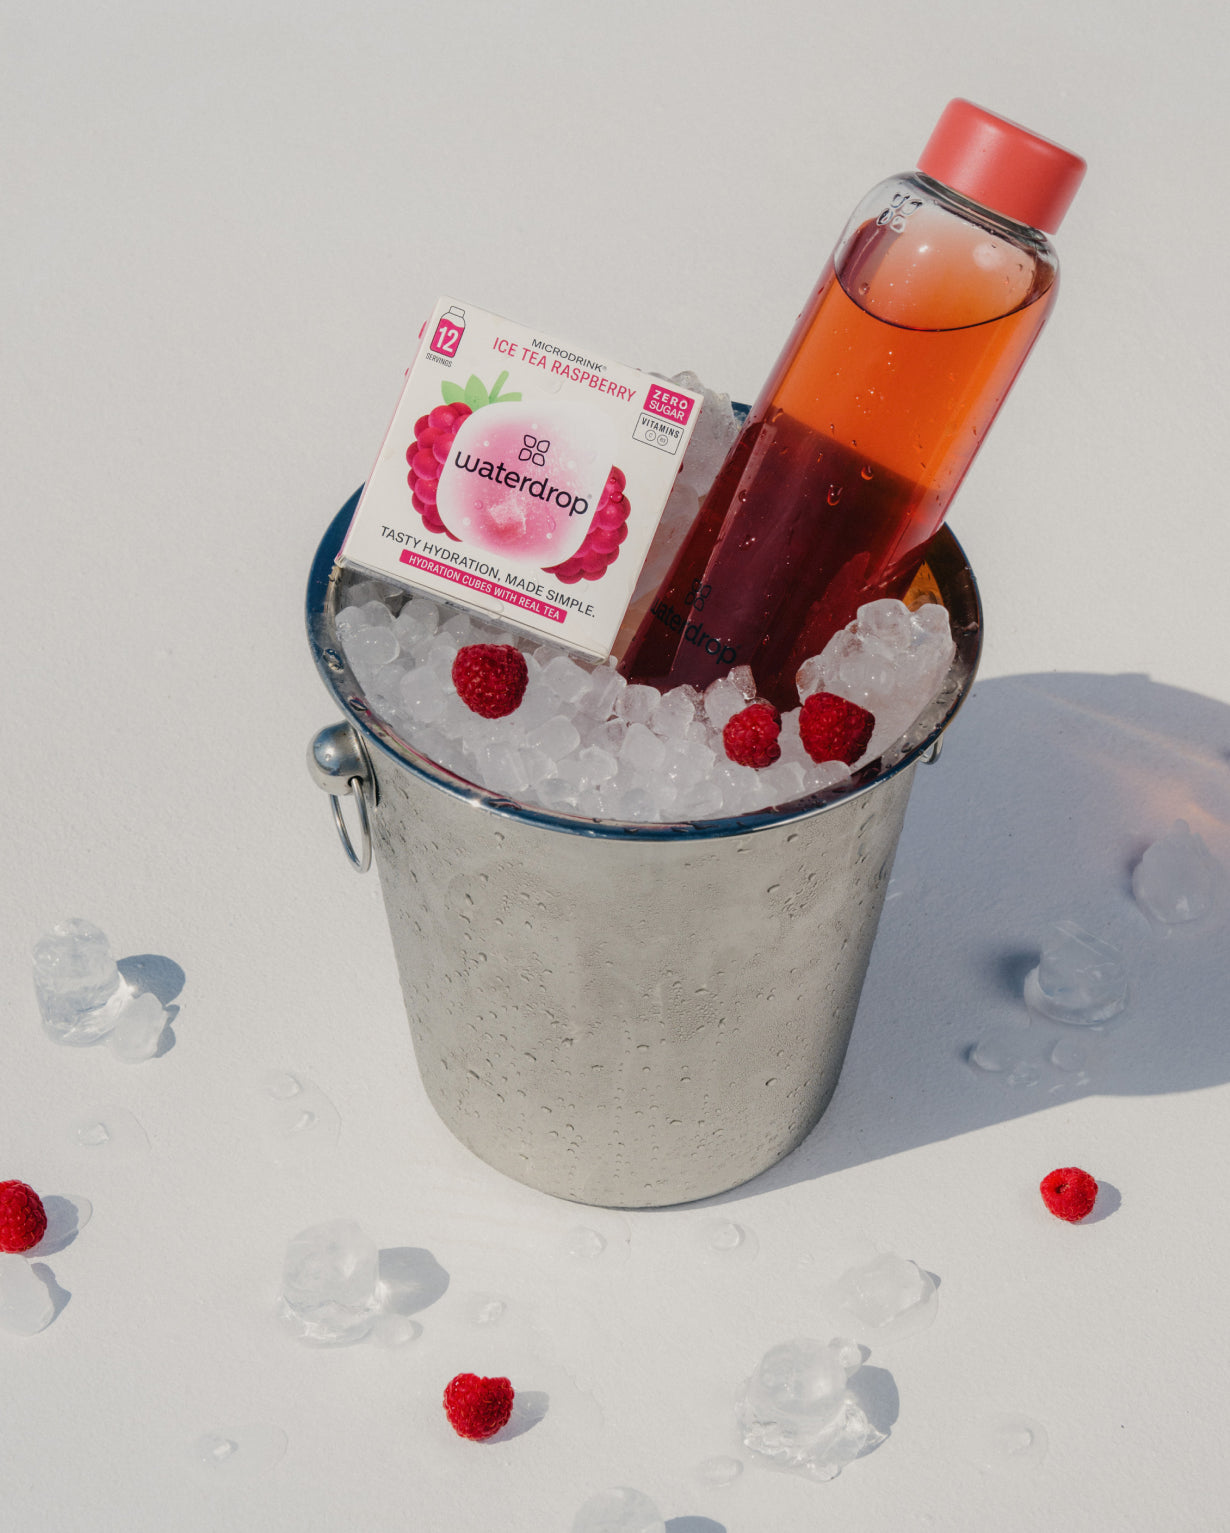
(406, 402, 472, 539)
(723, 703, 782, 769)
(542, 467, 631, 583)
(443, 1373, 515, 1440)
(0, 1181, 48, 1253)
(798, 691, 875, 766)
(451, 644, 529, 719)
(1040, 1167, 1098, 1222)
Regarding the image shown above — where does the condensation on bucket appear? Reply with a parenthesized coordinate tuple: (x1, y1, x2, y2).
(307, 499, 981, 1207)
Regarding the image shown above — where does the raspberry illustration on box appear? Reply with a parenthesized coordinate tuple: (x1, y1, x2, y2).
(408, 374, 631, 581)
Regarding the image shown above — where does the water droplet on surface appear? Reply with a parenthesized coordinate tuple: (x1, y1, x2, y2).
(826, 485, 843, 506)
(967, 1413, 1048, 1476)
(694, 1218, 759, 1265)
(68, 1106, 149, 1162)
(860, 464, 874, 480)
(695, 1454, 743, 1486)
(466, 1294, 507, 1326)
(189, 1423, 288, 1480)
(1050, 1038, 1088, 1072)
(968, 1030, 1019, 1074)
(252, 1073, 340, 1166)
(566, 1227, 607, 1260)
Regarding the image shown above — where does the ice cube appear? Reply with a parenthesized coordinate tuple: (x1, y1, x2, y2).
(541, 654, 592, 703)
(526, 715, 581, 761)
(341, 579, 384, 608)
(536, 778, 577, 812)
(358, 599, 395, 629)
(794, 654, 827, 704)
(474, 744, 529, 796)
(796, 601, 955, 765)
(441, 611, 473, 642)
(335, 604, 368, 640)
(570, 1486, 666, 1533)
(32, 919, 124, 1044)
(400, 666, 447, 723)
(648, 687, 696, 740)
(1024, 921, 1128, 1024)
(109, 991, 168, 1063)
(822, 1253, 938, 1345)
(577, 746, 618, 783)
(857, 598, 914, 651)
(342, 624, 399, 674)
(1132, 819, 1219, 924)
(727, 665, 757, 701)
(669, 370, 739, 496)
(589, 719, 627, 755)
(0, 1254, 55, 1335)
(619, 723, 667, 775)
(278, 1219, 382, 1345)
(614, 684, 660, 726)
(676, 778, 726, 820)
(736, 1337, 884, 1480)
(578, 665, 625, 720)
(702, 675, 749, 730)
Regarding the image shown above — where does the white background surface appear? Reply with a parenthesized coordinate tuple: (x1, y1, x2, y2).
(4, 3, 1230, 1529)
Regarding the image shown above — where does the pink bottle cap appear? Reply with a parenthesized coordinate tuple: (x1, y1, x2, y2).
(917, 99, 1086, 233)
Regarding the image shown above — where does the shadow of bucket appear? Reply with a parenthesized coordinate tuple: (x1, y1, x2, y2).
(306, 492, 981, 1207)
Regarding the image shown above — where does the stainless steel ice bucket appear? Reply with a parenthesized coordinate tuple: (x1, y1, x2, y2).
(306, 491, 981, 1207)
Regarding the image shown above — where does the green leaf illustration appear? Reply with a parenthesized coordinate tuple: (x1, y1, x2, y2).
(440, 381, 467, 405)
(463, 374, 490, 410)
(488, 370, 522, 404)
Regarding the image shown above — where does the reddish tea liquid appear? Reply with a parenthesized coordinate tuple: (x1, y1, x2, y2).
(620, 189, 1058, 711)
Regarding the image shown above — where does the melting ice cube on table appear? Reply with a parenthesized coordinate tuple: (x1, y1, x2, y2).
(1132, 819, 1220, 925)
(570, 1486, 666, 1533)
(109, 991, 169, 1062)
(0, 1254, 56, 1335)
(1024, 921, 1128, 1025)
(278, 1220, 382, 1344)
(32, 919, 124, 1044)
(821, 1252, 938, 1345)
(736, 1337, 885, 1480)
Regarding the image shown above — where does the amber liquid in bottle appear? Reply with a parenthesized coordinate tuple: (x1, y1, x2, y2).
(620, 178, 1058, 711)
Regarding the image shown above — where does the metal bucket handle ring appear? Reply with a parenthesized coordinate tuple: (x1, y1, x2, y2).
(308, 721, 376, 873)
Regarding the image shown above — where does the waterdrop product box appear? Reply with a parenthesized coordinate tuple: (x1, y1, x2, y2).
(338, 298, 704, 660)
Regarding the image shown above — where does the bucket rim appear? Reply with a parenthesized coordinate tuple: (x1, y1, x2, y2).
(306, 493, 982, 842)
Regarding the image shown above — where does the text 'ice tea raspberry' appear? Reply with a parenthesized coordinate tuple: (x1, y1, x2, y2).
(722, 703, 782, 769)
(451, 645, 529, 719)
(1039, 1167, 1098, 1222)
(442, 1373, 515, 1440)
(0, 1181, 48, 1253)
(798, 692, 876, 766)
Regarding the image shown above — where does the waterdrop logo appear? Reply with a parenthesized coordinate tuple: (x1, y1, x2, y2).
(435, 400, 616, 563)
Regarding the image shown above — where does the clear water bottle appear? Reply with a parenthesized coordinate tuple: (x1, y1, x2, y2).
(620, 100, 1085, 710)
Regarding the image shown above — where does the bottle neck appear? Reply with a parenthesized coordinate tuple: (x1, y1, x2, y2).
(914, 172, 1054, 250)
